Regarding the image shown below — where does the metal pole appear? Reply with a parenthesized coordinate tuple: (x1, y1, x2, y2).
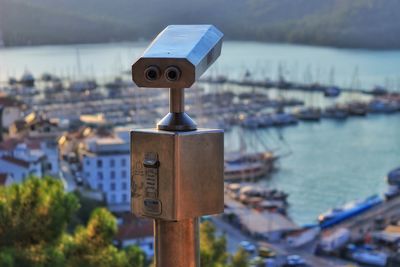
(155, 217, 200, 267)
(154, 88, 200, 267)
(169, 88, 184, 113)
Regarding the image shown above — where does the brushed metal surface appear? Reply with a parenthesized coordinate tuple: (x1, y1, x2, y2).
(169, 88, 184, 113)
(155, 218, 199, 267)
(132, 25, 223, 88)
(157, 88, 197, 131)
(131, 128, 224, 221)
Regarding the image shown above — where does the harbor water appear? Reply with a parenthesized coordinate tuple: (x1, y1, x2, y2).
(228, 115, 400, 225)
(1, 41, 400, 225)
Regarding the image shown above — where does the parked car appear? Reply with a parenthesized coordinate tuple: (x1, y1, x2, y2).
(283, 255, 307, 266)
(258, 245, 276, 258)
(239, 241, 256, 254)
(75, 176, 83, 186)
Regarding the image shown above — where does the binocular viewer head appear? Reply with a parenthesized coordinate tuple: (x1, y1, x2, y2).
(132, 25, 223, 88)
(130, 25, 225, 222)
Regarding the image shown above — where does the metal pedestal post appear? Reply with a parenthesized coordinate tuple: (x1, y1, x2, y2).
(155, 88, 199, 267)
(155, 218, 200, 267)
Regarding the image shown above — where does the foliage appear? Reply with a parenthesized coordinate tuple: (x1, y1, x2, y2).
(0, 177, 146, 267)
(0, 176, 248, 267)
(124, 246, 147, 267)
(0, 176, 79, 247)
(200, 221, 251, 267)
(229, 248, 249, 267)
(200, 221, 228, 267)
(70, 191, 105, 230)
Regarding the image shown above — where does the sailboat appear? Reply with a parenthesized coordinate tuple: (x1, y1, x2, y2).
(224, 129, 277, 181)
(293, 65, 321, 121)
(224, 151, 276, 181)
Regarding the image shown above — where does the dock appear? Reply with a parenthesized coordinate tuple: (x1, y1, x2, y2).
(322, 195, 400, 241)
(224, 193, 298, 239)
(200, 77, 390, 96)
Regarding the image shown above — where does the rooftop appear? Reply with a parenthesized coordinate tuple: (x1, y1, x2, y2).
(1, 156, 30, 168)
(84, 135, 129, 155)
(115, 214, 153, 241)
(0, 96, 22, 108)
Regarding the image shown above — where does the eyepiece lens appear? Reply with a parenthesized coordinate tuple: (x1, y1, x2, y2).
(165, 66, 181, 81)
(167, 70, 177, 80)
(144, 66, 160, 81)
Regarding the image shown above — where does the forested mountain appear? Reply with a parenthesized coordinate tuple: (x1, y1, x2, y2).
(1, 0, 399, 49)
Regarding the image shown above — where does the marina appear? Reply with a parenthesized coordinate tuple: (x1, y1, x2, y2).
(2, 0, 400, 263)
(1, 48, 400, 225)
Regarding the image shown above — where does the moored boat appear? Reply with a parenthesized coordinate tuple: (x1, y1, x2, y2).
(346, 102, 368, 116)
(293, 107, 321, 121)
(225, 183, 288, 214)
(224, 152, 276, 181)
(323, 105, 348, 119)
(324, 86, 341, 97)
(368, 99, 398, 113)
(385, 167, 400, 199)
(318, 195, 383, 229)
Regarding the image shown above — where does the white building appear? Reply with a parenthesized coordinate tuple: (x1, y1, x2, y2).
(0, 137, 60, 181)
(82, 129, 130, 211)
(0, 96, 23, 128)
(0, 156, 33, 183)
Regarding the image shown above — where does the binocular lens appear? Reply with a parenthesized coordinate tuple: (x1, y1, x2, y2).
(165, 66, 181, 81)
(144, 66, 160, 81)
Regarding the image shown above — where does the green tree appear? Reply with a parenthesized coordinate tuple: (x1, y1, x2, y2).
(64, 208, 124, 267)
(200, 221, 252, 267)
(0, 177, 146, 267)
(229, 248, 249, 267)
(0, 177, 79, 266)
(125, 245, 147, 267)
(0, 177, 248, 267)
(200, 221, 228, 267)
(70, 191, 105, 228)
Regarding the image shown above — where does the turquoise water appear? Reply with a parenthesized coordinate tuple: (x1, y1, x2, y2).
(224, 114, 400, 225)
(2, 41, 400, 89)
(255, 115, 399, 225)
(1, 41, 400, 224)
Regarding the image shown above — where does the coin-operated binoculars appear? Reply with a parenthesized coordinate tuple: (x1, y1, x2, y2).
(130, 25, 224, 267)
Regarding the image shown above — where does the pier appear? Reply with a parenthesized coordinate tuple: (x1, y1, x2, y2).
(200, 76, 391, 96)
(322, 195, 400, 241)
(224, 193, 298, 239)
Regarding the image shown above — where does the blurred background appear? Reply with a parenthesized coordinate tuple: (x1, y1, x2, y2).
(0, 1, 400, 266)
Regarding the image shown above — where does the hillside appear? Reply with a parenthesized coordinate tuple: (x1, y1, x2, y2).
(1, 0, 400, 49)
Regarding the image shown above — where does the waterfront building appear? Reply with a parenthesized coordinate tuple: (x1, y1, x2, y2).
(81, 128, 130, 212)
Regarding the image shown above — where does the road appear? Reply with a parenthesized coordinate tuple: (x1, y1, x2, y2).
(211, 216, 356, 267)
(60, 160, 77, 192)
(211, 216, 256, 254)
